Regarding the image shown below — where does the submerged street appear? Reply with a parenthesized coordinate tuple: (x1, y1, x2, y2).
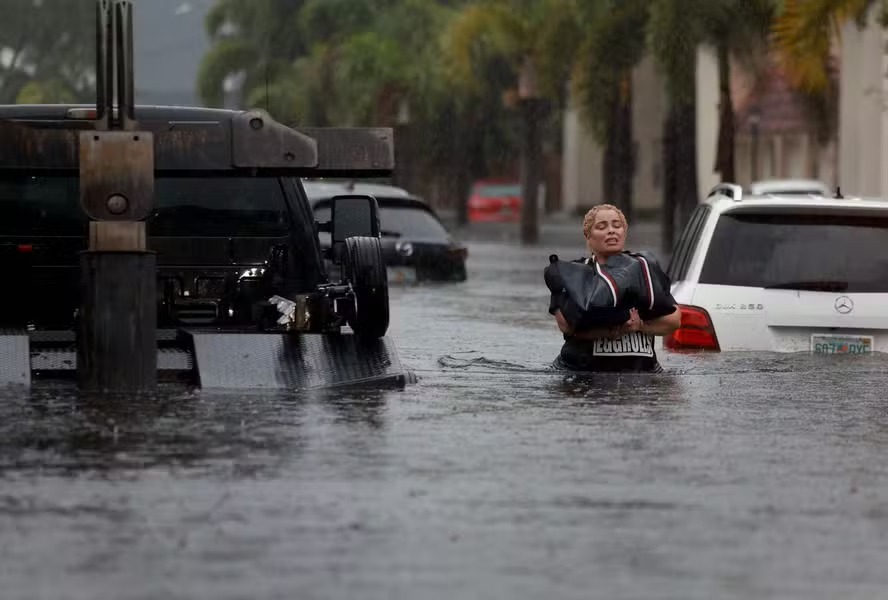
(2, 226, 888, 600)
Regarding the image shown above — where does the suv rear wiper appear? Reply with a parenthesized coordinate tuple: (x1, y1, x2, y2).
(764, 280, 849, 292)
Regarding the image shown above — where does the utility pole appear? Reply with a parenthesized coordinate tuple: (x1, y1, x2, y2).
(77, 0, 157, 393)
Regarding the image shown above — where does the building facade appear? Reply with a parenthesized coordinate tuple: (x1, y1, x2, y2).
(561, 56, 667, 218)
(564, 43, 847, 221)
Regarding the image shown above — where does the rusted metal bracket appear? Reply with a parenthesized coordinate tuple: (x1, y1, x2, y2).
(79, 130, 154, 221)
(82, 0, 150, 250)
(0, 117, 394, 177)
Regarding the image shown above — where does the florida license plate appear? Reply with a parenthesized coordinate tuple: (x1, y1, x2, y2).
(811, 335, 873, 355)
(387, 266, 417, 284)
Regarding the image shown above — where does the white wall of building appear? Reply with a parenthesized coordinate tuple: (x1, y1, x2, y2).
(696, 46, 721, 199)
(560, 104, 604, 214)
(839, 9, 888, 197)
(632, 57, 666, 214)
(561, 56, 666, 216)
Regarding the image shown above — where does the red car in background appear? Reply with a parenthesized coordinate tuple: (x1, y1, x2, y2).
(467, 180, 522, 223)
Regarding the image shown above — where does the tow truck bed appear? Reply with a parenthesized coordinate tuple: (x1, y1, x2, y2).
(0, 328, 413, 390)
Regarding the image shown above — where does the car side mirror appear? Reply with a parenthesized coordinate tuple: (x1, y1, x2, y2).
(324, 194, 380, 264)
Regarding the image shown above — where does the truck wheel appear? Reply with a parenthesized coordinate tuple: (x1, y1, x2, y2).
(344, 236, 389, 338)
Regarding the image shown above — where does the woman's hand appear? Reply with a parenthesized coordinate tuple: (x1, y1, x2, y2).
(554, 310, 574, 335)
(623, 308, 644, 333)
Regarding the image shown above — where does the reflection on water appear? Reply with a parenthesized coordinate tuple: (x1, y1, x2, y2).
(2, 240, 888, 600)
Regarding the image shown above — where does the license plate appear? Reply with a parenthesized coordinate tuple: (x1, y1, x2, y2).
(811, 335, 873, 355)
(387, 266, 417, 284)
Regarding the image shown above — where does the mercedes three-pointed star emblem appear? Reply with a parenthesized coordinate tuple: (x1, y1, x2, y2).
(834, 296, 854, 314)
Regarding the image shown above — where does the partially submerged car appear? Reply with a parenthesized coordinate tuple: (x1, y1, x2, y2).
(0, 104, 413, 389)
(466, 179, 522, 223)
(662, 182, 888, 354)
(305, 181, 468, 283)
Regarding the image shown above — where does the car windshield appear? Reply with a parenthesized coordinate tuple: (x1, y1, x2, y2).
(475, 184, 520, 198)
(0, 175, 290, 236)
(699, 211, 888, 292)
(315, 202, 450, 242)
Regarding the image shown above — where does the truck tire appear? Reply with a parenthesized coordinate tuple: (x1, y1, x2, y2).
(344, 236, 389, 338)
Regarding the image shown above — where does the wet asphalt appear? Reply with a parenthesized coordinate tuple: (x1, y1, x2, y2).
(2, 220, 888, 600)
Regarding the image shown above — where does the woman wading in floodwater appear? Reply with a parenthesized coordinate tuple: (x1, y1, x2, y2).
(550, 204, 681, 373)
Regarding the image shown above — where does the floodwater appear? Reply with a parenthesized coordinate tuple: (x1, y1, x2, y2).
(3, 224, 888, 600)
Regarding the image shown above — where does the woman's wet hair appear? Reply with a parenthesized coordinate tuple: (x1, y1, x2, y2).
(583, 204, 628, 240)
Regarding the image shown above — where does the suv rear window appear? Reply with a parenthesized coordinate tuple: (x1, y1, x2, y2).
(667, 204, 711, 281)
(700, 211, 888, 292)
(0, 176, 290, 236)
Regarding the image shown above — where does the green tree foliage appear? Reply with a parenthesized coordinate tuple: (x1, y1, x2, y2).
(773, 0, 883, 93)
(197, 0, 309, 110)
(772, 0, 887, 143)
(570, 0, 649, 218)
(0, 0, 95, 103)
(199, 0, 521, 223)
(199, 0, 854, 246)
(648, 0, 774, 243)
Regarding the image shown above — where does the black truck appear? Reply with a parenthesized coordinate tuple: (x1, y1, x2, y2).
(0, 105, 387, 334)
(0, 104, 409, 389)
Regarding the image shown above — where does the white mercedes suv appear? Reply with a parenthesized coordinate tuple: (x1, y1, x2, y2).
(661, 182, 888, 355)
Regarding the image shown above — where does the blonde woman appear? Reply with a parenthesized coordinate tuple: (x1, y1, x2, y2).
(549, 204, 680, 373)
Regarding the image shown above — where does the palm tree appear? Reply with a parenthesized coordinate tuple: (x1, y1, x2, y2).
(442, 0, 579, 244)
(571, 0, 650, 222)
(198, 0, 519, 221)
(197, 0, 309, 111)
(648, 0, 774, 247)
(199, 0, 431, 125)
(0, 0, 95, 103)
(772, 0, 884, 94)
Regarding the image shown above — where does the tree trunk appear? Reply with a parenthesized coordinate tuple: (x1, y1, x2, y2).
(662, 98, 699, 252)
(674, 99, 699, 235)
(603, 75, 636, 221)
(454, 110, 479, 227)
(662, 109, 678, 253)
(714, 43, 735, 182)
(520, 98, 544, 245)
(616, 74, 635, 222)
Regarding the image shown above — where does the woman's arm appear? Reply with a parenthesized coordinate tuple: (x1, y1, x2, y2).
(639, 307, 682, 337)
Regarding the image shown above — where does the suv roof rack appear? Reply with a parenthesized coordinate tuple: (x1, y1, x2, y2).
(707, 183, 743, 202)
(749, 179, 829, 197)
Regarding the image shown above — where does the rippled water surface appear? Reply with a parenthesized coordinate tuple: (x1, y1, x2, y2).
(3, 230, 888, 600)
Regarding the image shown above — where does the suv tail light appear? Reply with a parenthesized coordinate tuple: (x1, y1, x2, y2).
(664, 304, 720, 351)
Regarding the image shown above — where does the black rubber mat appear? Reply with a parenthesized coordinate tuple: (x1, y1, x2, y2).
(186, 331, 410, 390)
(0, 331, 30, 386)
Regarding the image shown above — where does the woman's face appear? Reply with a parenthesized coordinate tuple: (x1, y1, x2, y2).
(586, 209, 627, 257)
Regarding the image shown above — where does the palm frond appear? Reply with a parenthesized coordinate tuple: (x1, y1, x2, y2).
(196, 39, 259, 106)
(440, 3, 522, 91)
(534, 0, 584, 101)
(573, 0, 649, 142)
(648, 0, 705, 105)
(772, 0, 875, 92)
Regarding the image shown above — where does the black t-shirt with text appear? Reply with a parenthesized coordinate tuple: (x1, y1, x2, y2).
(550, 256, 675, 373)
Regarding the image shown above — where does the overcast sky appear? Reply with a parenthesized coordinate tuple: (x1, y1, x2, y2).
(132, 0, 212, 104)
